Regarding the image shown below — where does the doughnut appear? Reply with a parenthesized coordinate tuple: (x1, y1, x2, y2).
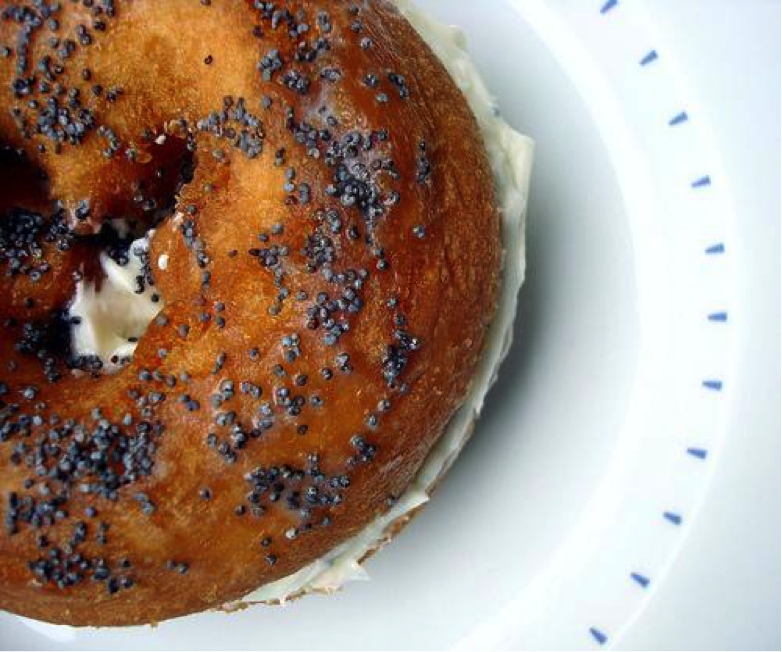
(0, 0, 523, 626)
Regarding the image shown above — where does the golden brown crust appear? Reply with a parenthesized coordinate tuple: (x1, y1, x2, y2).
(0, 0, 500, 626)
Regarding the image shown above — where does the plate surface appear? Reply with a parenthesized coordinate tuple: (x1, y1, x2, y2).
(1, 1, 779, 650)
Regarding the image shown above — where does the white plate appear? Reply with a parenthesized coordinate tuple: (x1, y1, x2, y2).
(2, 1, 779, 650)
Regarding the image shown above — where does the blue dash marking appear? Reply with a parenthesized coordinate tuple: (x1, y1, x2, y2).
(600, 0, 618, 14)
(590, 628, 608, 645)
(687, 447, 708, 460)
(664, 511, 683, 525)
(630, 572, 650, 588)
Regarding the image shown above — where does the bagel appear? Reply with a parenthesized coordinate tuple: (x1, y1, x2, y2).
(0, 0, 532, 626)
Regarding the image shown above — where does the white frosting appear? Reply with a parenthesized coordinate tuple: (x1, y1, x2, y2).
(70, 235, 163, 369)
(235, 0, 534, 605)
(67, 0, 533, 607)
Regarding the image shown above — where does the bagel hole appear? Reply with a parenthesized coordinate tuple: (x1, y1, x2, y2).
(64, 133, 194, 372)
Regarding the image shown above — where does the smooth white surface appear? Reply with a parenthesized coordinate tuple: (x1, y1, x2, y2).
(620, 2, 781, 650)
(1, 1, 778, 650)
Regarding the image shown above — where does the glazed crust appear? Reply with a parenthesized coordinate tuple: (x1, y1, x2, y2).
(0, 0, 500, 626)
